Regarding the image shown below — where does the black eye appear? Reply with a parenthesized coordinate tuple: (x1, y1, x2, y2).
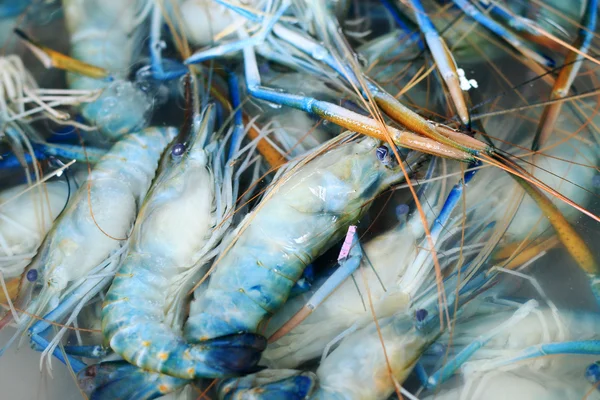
(376, 145, 393, 166)
(171, 143, 186, 157)
(26, 269, 38, 282)
(376, 145, 388, 161)
(85, 365, 98, 377)
(415, 308, 428, 322)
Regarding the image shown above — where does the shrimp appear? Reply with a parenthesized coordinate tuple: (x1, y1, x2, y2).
(215, 107, 598, 398)
(3, 126, 176, 355)
(100, 103, 265, 383)
(262, 159, 449, 368)
(183, 134, 423, 353)
(262, 108, 596, 369)
(62, 0, 153, 139)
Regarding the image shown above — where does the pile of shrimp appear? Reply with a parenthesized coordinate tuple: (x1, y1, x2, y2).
(0, 0, 599, 399)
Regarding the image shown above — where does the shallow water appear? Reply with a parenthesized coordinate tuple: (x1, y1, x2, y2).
(1, 0, 600, 399)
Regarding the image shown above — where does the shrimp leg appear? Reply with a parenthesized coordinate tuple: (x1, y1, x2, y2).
(187, 1, 490, 155)
(0, 142, 106, 168)
(408, 0, 471, 128)
(147, 2, 189, 81)
(532, 0, 598, 151)
(240, 35, 472, 161)
(450, 0, 555, 68)
(268, 225, 364, 343)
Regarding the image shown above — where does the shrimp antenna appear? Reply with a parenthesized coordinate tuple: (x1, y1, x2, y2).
(14, 28, 111, 80)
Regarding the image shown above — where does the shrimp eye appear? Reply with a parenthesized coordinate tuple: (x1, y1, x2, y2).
(586, 362, 600, 383)
(84, 365, 98, 377)
(396, 204, 409, 218)
(415, 308, 428, 322)
(171, 143, 186, 157)
(376, 145, 389, 163)
(26, 269, 38, 282)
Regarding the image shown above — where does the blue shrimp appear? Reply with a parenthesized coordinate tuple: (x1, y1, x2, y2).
(183, 136, 424, 359)
(62, 0, 154, 139)
(100, 103, 265, 381)
(79, 77, 267, 398)
(2, 126, 176, 369)
(262, 158, 448, 368)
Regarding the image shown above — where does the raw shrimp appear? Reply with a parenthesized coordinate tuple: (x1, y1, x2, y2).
(262, 159, 448, 368)
(261, 109, 597, 368)
(101, 104, 265, 382)
(215, 110, 598, 398)
(62, 0, 153, 138)
(183, 135, 423, 350)
(4, 126, 175, 353)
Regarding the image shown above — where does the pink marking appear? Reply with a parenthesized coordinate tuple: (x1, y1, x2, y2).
(338, 225, 357, 261)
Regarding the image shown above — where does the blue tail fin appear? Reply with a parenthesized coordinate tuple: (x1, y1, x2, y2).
(219, 370, 317, 400)
(78, 361, 188, 400)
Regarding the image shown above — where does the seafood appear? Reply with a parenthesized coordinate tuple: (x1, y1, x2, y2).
(101, 103, 265, 382)
(262, 159, 446, 368)
(62, 0, 153, 138)
(184, 136, 422, 347)
(5, 126, 176, 361)
(215, 89, 599, 397)
(0, 1, 598, 399)
(263, 114, 597, 368)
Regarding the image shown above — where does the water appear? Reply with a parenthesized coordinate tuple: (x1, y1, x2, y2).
(0, 329, 81, 400)
(0, 0, 599, 399)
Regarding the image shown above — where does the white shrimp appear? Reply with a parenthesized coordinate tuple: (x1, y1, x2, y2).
(5, 126, 176, 353)
(62, 0, 153, 138)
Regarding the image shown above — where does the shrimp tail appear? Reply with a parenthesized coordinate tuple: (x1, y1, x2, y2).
(218, 370, 317, 400)
(77, 360, 187, 400)
(81, 335, 266, 398)
(104, 314, 267, 379)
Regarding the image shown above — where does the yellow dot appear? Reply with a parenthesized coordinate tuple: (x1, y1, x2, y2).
(187, 367, 195, 376)
(158, 352, 168, 360)
(159, 384, 169, 393)
(142, 341, 150, 347)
